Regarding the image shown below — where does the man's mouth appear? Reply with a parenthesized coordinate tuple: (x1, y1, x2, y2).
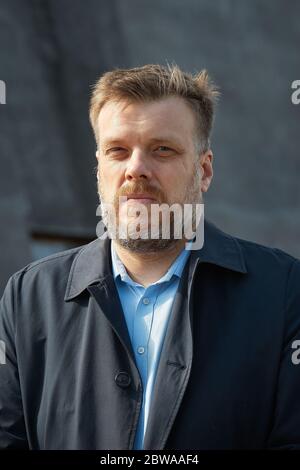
(125, 194, 157, 203)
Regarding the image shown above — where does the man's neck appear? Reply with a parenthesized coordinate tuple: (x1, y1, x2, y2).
(112, 239, 187, 287)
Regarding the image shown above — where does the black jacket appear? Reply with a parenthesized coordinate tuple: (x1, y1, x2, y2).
(1, 219, 300, 450)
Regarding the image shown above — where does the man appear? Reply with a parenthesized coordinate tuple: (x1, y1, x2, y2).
(1, 64, 300, 450)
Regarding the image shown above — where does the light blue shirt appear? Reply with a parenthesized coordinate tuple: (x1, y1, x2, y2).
(110, 240, 192, 449)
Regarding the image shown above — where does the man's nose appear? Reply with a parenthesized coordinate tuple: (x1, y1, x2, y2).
(124, 149, 152, 181)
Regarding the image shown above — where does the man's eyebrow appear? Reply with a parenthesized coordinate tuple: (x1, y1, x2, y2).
(100, 139, 124, 148)
(147, 137, 183, 146)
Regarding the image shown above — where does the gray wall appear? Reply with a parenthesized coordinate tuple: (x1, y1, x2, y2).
(0, 0, 299, 293)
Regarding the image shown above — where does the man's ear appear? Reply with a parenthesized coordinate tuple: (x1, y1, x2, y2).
(200, 150, 213, 193)
(95, 151, 100, 181)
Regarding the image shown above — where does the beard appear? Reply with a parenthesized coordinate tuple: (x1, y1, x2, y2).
(97, 162, 203, 253)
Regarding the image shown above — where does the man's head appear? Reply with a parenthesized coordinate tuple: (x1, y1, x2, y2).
(89, 64, 219, 252)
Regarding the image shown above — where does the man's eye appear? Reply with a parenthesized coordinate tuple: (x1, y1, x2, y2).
(156, 146, 173, 153)
(108, 147, 124, 152)
(106, 147, 126, 155)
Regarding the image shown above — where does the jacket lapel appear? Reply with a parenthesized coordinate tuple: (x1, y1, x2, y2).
(87, 277, 139, 373)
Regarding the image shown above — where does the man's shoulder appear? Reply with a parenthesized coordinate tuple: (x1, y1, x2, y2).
(205, 219, 300, 275)
(12, 245, 83, 279)
(6, 239, 100, 289)
(234, 233, 297, 261)
(233, 232, 300, 275)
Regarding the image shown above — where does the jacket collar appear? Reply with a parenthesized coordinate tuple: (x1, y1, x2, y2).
(64, 218, 247, 302)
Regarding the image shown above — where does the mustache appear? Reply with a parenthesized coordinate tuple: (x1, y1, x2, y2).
(115, 181, 165, 203)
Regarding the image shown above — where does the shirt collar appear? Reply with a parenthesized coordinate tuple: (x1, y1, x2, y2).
(64, 218, 248, 301)
(110, 239, 192, 287)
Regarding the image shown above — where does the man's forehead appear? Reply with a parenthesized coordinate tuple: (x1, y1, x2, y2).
(97, 96, 197, 141)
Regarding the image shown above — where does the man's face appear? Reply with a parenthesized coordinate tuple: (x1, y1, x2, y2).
(96, 96, 213, 252)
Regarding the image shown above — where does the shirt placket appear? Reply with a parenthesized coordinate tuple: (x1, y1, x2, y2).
(132, 286, 155, 387)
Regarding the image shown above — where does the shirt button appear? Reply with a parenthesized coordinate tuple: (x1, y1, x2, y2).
(137, 346, 145, 355)
(115, 371, 132, 388)
(142, 298, 150, 305)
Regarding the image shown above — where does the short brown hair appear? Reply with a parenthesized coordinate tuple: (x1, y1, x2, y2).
(89, 63, 219, 153)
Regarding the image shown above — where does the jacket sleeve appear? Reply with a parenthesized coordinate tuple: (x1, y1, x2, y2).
(0, 275, 29, 449)
(267, 258, 300, 449)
